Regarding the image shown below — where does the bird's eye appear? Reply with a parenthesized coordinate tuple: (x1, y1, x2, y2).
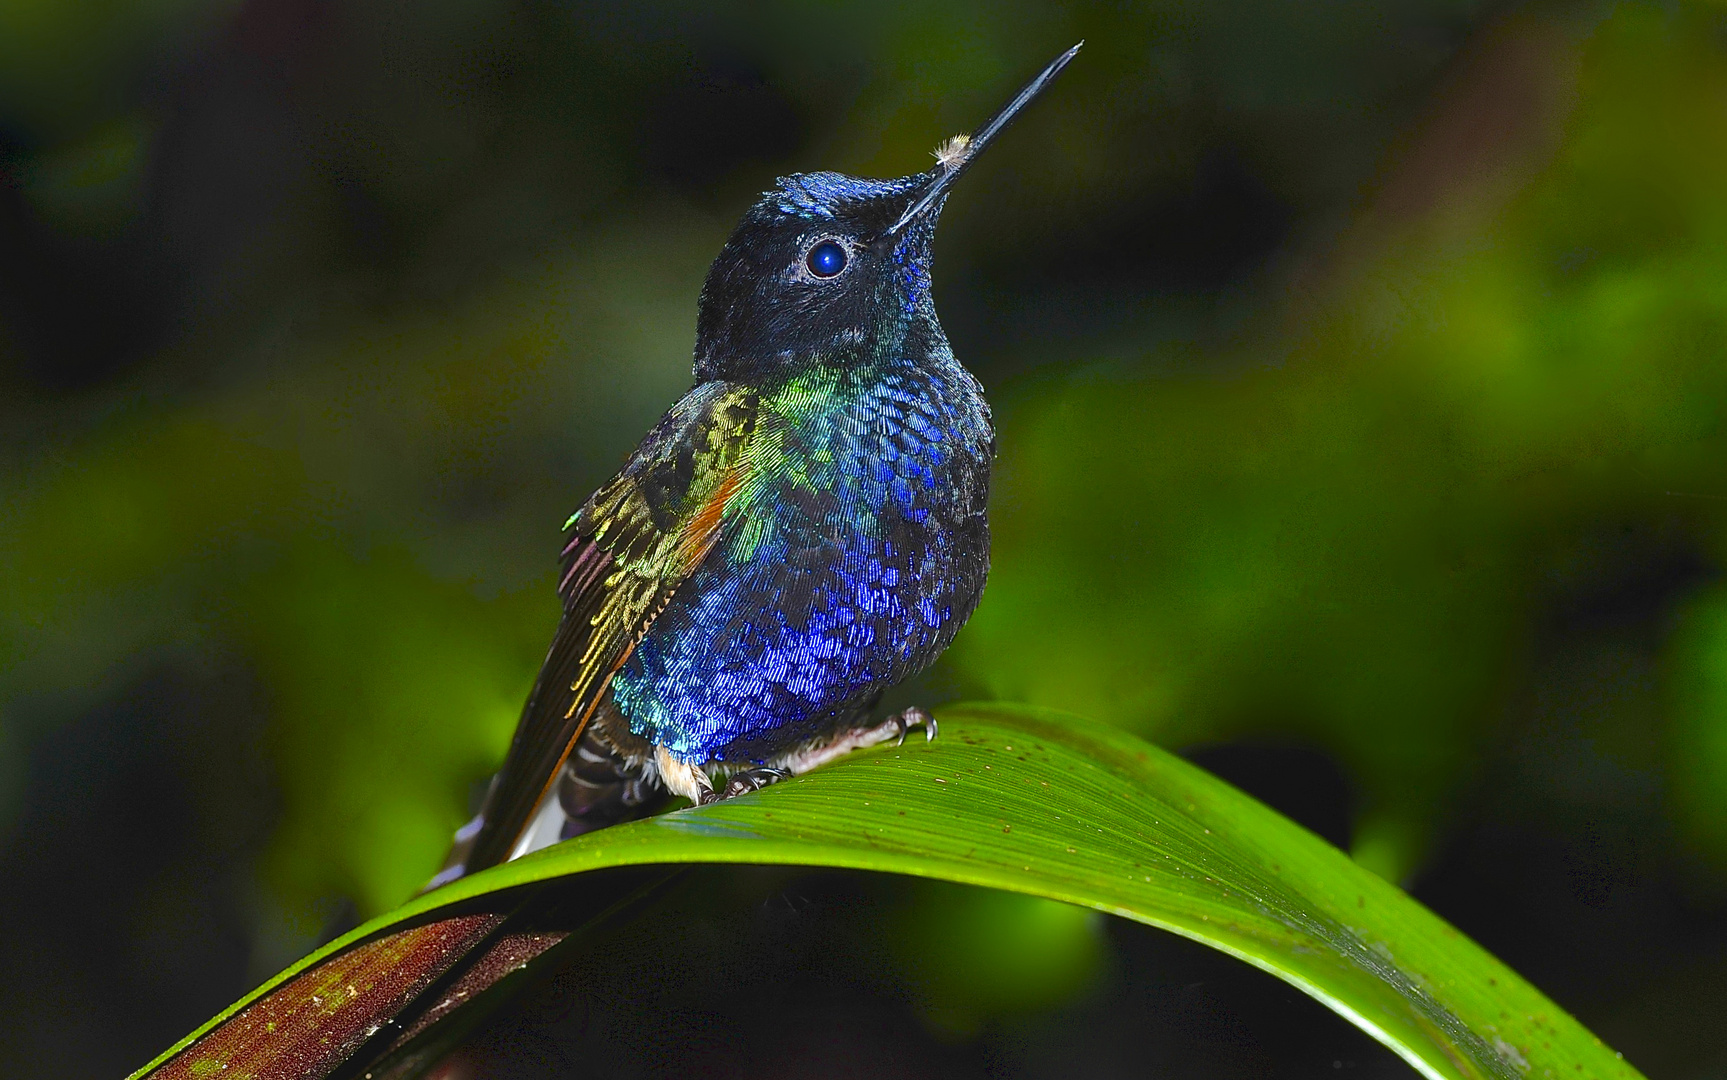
(806, 240, 848, 279)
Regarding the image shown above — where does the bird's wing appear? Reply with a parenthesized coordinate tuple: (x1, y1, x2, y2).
(461, 381, 759, 873)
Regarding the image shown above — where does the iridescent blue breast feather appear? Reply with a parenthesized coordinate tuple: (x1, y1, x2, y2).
(610, 347, 992, 763)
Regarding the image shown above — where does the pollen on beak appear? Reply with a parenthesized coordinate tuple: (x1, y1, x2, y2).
(933, 133, 973, 173)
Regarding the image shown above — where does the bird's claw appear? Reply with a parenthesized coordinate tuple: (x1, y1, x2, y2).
(889, 706, 937, 747)
(702, 766, 792, 803)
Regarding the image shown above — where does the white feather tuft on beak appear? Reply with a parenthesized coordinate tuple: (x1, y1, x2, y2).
(933, 133, 973, 172)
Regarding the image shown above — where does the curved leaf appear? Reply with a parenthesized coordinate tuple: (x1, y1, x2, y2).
(135, 703, 1640, 1080)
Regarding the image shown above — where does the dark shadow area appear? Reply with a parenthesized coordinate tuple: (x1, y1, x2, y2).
(0, 663, 274, 1078)
(434, 866, 1412, 1080)
(1184, 742, 1356, 852)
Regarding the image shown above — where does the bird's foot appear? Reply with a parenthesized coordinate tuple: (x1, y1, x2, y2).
(874, 706, 938, 747)
(685, 709, 940, 808)
(766, 706, 939, 779)
(699, 766, 793, 804)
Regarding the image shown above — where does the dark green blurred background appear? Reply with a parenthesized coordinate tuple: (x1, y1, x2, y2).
(4, 0, 1726, 1076)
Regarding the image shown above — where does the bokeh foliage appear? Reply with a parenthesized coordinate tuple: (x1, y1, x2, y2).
(961, 5, 1727, 879)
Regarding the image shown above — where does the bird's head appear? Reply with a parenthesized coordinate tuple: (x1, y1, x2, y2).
(692, 43, 1080, 384)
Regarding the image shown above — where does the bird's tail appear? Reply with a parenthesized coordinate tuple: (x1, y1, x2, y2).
(425, 721, 660, 891)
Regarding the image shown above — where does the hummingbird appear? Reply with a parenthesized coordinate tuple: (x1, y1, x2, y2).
(435, 44, 1081, 885)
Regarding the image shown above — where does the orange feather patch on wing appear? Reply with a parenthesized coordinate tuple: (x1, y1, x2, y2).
(675, 464, 744, 573)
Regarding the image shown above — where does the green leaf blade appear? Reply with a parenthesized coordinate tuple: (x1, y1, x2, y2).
(136, 703, 1639, 1080)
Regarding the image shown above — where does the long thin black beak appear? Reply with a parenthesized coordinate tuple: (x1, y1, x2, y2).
(886, 41, 1083, 237)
